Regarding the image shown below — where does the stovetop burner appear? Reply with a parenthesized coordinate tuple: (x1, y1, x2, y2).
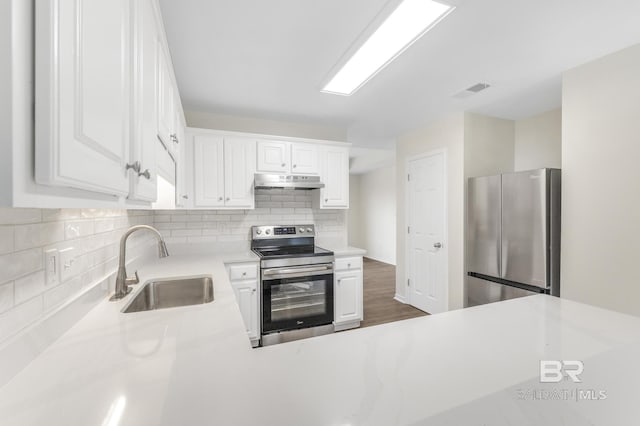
(252, 245, 332, 259)
(250, 225, 334, 267)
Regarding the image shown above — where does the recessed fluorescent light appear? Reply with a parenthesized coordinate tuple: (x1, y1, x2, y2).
(322, 0, 454, 96)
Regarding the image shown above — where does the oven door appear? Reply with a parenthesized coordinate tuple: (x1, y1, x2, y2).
(261, 264, 334, 334)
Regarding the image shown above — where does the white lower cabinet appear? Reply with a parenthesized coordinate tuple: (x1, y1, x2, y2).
(226, 262, 260, 347)
(334, 256, 363, 330)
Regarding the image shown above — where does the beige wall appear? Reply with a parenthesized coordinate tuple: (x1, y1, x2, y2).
(185, 110, 347, 141)
(347, 175, 364, 249)
(396, 113, 465, 309)
(515, 108, 562, 171)
(349, 166, 397, 265)
(464, 112, 515, 178)
(561, 43, 640, 316)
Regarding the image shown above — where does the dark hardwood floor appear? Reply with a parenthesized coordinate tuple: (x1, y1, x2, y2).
(360, 258, 428, 328)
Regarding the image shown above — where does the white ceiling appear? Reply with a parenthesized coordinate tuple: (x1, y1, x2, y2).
(159, 0, 640, 148)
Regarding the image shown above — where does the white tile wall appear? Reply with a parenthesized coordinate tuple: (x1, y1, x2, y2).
(0, 208, 154, 344)
(154, 189, 348, 246)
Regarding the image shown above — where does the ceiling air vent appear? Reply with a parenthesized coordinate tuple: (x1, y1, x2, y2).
(453, 82, 491, 99)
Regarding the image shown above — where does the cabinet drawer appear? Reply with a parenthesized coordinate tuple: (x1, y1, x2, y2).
(228, 264, 258, 281)
(334, 257, 362, 272)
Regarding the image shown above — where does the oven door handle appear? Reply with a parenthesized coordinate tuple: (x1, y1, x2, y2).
(263, 264, 333, 278)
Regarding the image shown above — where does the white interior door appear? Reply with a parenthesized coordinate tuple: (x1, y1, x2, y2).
(406, 151, 447, 314)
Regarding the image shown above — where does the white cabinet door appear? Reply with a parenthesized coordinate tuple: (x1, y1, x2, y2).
(232, 280, 259, 341)
(257, 141, 290, 173)
(174, 114, 189, 207)
(224, 138, 256, 208)
(291, 143, 318, 175)
(335, 269, 363, 324)
(129, 0, 158, 202)
(320, 146, 349, 208)
(157, 44, 175, 151)
(193, 135, 224, 207)
(35, 0, 132, 196)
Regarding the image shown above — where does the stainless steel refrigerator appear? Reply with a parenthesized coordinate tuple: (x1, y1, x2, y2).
(466, 168, 561, 307)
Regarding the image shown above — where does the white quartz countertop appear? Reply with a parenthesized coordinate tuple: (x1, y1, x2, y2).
(1, 252, 640, 425)
(324, 245, 367, 257)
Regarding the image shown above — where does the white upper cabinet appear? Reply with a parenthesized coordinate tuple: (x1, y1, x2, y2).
(224, 137, 257, 208)
(257, 140, 319, 175)
(193, 135, 225, 208)
(291, 143, 319, 175)
(192, 131, 255, 209)
(129, 0, 158, 202)
(157, 45, 176, 153)
(257, 140, 290, 173)
(317, 145, 350, 209)
(36, 0, 132, 196)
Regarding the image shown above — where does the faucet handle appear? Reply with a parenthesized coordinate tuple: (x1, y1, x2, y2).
(126, 271, 140, 285)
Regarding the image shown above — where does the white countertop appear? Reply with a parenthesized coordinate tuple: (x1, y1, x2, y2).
(326, 245, 367, 257)
(1, 252, 640, 425)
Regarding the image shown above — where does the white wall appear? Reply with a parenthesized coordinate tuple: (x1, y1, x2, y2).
(348, 166, 397, 265)
(561, 44, 640, 316)
(515, 108, 562, 171)
(396, 113, 465, 309)
(185, 110, 347, 141)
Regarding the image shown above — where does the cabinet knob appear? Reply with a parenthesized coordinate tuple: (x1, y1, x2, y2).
(293, 164, 297, 168)
(281, 163, 286, 167)
(252, 288, 256, 293)
(170, 133, 179, 143)
(182, 195, 189, 200)
(138, 169, 151, 180)
(325, 198, 328, 202)
(218, 197, 223, 201)
(126, 161, 141, 174)
(242, 272, 247, 276)
(434, 242, 442, 249)
(347, 263, 351, 268)
(226, 197, 230, 201)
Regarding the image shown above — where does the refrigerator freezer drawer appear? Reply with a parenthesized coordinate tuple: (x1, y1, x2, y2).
(467, 175, 501, 278)
(466, 276, 539, 307)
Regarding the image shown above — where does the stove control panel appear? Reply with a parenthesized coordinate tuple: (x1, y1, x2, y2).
(252, 225, 315, 239)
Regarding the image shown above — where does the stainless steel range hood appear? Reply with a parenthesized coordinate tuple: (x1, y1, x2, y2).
(254, 173, 324, 190)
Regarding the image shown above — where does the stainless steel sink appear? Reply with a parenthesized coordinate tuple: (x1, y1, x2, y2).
(122, 276, 213, 313)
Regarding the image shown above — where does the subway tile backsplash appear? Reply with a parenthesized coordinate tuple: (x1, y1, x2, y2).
(154, 189, 347, 246)
(0, 209, 154, 344)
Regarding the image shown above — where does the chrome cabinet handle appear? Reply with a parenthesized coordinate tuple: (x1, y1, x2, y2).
(218, 197, 223, 201)
(434, 242, 442, 249)
(182, 195, 189, 200)
(170, 133, 178, 143)
(126, 161, 141, 174)
(252, 288, 256, 293)
(138, 169, 151, 180)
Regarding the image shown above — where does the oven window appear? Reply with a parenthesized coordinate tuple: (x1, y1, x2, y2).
(270, 279, 328, 322)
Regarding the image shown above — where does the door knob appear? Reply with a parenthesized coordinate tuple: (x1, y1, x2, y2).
(433, 242, 442, 249)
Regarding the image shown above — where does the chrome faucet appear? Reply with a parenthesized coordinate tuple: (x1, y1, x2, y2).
(110, 225, 169, 301)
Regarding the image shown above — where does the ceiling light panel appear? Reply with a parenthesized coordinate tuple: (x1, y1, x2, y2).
(322, 0, 454, 96)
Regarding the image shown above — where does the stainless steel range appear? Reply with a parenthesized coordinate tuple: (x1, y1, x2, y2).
(251, 225, 335, 346)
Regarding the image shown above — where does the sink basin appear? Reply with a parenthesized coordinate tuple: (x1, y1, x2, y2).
(123, 276, 213, 313)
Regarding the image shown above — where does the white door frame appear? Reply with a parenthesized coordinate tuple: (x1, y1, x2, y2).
(405, 148, 449, 312)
